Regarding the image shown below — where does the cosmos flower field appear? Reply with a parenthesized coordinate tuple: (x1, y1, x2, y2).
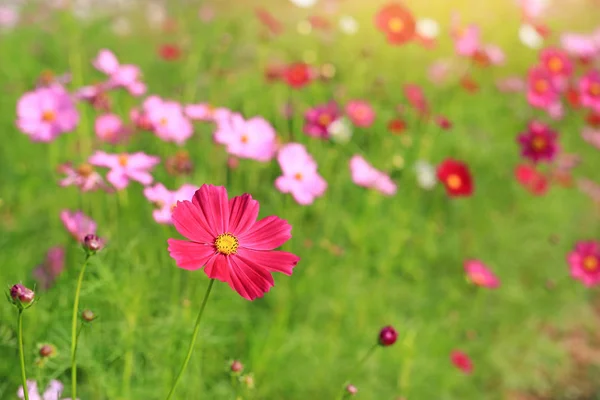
(1, 0, 600, 399)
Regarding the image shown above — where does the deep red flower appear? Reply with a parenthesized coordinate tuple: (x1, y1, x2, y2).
(255, 7, 283, 35)
(387, 118, 407, 134)
(283, 63, 314, 89)
(168, 184, 300, 300)
(378, 326, 398, 346)
(158, 44, 181, 61)
(374, 3, 416, 45)
(514, 164, 549, 195)
(435, 115, 452, 130)
(436, 159, 474, 197)
(566, 87, 581, 108)
(587, 111, 600, 127)
(450, 350, 473, 374)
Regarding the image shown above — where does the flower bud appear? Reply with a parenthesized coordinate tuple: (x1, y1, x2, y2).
(230, 360, 243, 373)
(346, 384, 358, 395)
(83, 234, 103, 253)
(10, 284, 35, 305)
(39, 344, 56, 358)
(81, 309, 96, 322)
(378, 325, 398, 347)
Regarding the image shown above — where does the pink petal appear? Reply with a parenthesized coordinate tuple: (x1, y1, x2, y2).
(167, 239, 215, 271)
(238, 215, 292, 250)
(203, 253, 230, 282)
(227, 255, 274, 300)
(228, 194, 260, 237)
(237, 248, 300, 275)
(191, 184, 230, 234)
(171, 200, 216, 243)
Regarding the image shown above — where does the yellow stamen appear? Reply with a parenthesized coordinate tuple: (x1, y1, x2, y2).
(590, 83, 600, 97)
(583, 256, 598, 272)
(294, 172, 303, 181)
(118, 154, 128, 167)
(388, 17, 404, 33)
(42, 110, 56, 122)
(531, 136, 547, 151)
(241, 134, 249, 144)
(534, 79, 548, 93)
(548, 57, 563, 73)
(215, 233, 239, 255)
(76, 163, 94, 177)
(447, 174, 462, 190)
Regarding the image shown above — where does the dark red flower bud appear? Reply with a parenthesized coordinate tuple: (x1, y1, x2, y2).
(378, 326, 398, 346)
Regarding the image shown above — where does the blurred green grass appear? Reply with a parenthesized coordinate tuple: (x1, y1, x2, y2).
(1, 1, 600, 399)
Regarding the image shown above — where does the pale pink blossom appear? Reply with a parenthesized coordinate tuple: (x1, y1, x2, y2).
(582, 127, 600, 150)
(144, 183, 198, 224)
(60, 210, 97, 242)
(89, 151, 160, 190)
(94, 114, 127, 144)
(345, 100, 376, 128)
(92, 49, 146, 96)
(274, 143, 327, 205)
(184, 103, 231, 123)
(143, 96, 193, 144)
(214, 113, 277, 162)
(58, 162, 111, 192)
(349, 155, 397, 196)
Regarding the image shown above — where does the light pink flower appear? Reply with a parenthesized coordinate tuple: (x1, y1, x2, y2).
(451, 14, 480, 57)
(89, 151, 160, 190)
(16, 86, 79, 142)
(92, 49, 146, 96)
(526, 66, 559, 109)
(582, 127, 600, 150)
(185, 103, 231, 123)
(578, 178, 600, 203)
(214, 113, 277, 162)
(60, 210, 97, 242)
(349, 155, 397, 196)
(274, 143, 327, 205)
(345, 100, 376, 128)
(95, 114, 127, 144)
(579, 70, 600, 113)
(560, 33, 598, 60)
(0, 6, 18, 30)
(428, 60, 452, 85)
(143, 96, 193, 145)
(58, 162, 111, 192)
(33, 247, 65, 291)
(496, 76, 526, 93)
(568, 240, 600, 287)
(144, 183, 198, 224)
(482, 45, 505, 65)
(464, 259, 500, 288)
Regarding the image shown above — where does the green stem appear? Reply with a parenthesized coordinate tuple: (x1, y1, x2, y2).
(336, 344, 379, 400)
(165, 279, 216, 400)
(18, 310, 29, 400)
(70, 255, 90, 399)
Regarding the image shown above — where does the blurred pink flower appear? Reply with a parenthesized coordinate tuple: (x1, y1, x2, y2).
(404, 84, 429, 116)
(184, 103, 231, 122)
(450, 14, 480, 57)
(517, 121, 559, 164)
(92, 49, 146, 96)
(0, 6, 18, 30)
(540, 48, 572, 82)
(18, 379, 71, 400)
(89, 151, 160, 190)
(60, 210, 97, 242)
(16, 86, 79, 142)
(33, 247, 65, 291)
(547, 102, 564, 120)
(464, 260, 500, 288)
(482, 45, 505, 65)
(214, 113, 277, 162)
(496, 76, 526, 93)
(578, 178, 600, 203)
(58, 162, 111, 192)
(526, 66, 559, 108)
(568, 240, 600, 287)
(303, 101, 340, 139)
(144, 183, 198, 224)
(95, 114, 127, 144)
(198, 4, 215, 22)
(428, 60, 452, 85)
(582, 127, 600, 149)
(560, 33, 598, 60)
(349, 155, 397, 196)
(274, 143, 327, 205)
(143, 96, 193, 145)
(579, 70, 600, 113)
(345, 100, 375, 128)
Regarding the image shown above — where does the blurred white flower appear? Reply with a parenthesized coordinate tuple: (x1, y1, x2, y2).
(416, 18, 439, 39)
(339, 16, 358, 35)
(519, 24, 543, 49)
(290, 0, 318, 8)
(146, 1, 166, 29)
(414, 161, 437, 190)
(112, 16, 131, 36)
(328, 117, 353, 144)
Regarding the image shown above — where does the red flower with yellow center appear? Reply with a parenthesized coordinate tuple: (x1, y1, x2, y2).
(374, 3, 416, 45)
(436, 159, 474, 197)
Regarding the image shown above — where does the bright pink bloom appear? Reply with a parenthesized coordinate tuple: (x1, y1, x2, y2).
(58, 162, 111, 192)
(345, 100, 375, 128)
(16, 86, 79, 142)
(451, 20, 480, 57)
(89, 151, 160, 190)
(274, 143, 327, 205)
(540, 48, 572, 86)
(579, 70, 600, 113)
(144, 183, 198, 224)
(349, 155, 397, 196)
(450, 350, 473, 374)
(92, 49, 146, 96)
(143, 96, 193, 145)
(60, 210, 97, 242)
(184, 103, 231, 123)
(167, 184, 301, 300)
(568, 241, 600, 287)
(95, 114, 126, 144)
(33, 247, 65, 290)
(214, 113, 277, 162)
(403, 84, 429, 116)
(517, 121, 559, 163)
(464, 260, 500, 288)
(303, 101, 341, 139)
(527, 66, 559, 108)
(582, 127, 600, 150)
(514, 164, 549, 196)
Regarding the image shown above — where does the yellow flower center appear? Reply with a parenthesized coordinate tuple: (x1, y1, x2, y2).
(548, 57, 563, 73)
(583, 256, 598, 272)
(318, 113, 332, 126)
(241, 134, 249, 144)
(118, 154, 128, 167)
(590, 83, 600, 97)
(294, 172, 303, 181)
(215, 233, 239, 255)
(388, 17, 404, 33)
(447, 174, 462, 190)
(535, 79, 548, 93)
(470, 272, 487, 286)
(42, 110, 56, 122)
(170, 203, 176, 213)
(532, 136, 547, 151)
(159, 117, 168, 126)
(77, 163, 94, 177)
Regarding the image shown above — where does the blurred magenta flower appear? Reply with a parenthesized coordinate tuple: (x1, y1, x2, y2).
(303, 101, 340, 139)
(517, 121, 559, 163)
(94, 114, 127, 144)
(89, 151, 159, 190)
(526, 66, 558, 108)
(514, 164, 549, 196)
(185, 103, 231, 123)
(345, 100, 375, 128)
(349, 155, 397, 196)
(16, 86, 79, 142)
(464, 260, 500, 288)
(143, 96, 193, 145)
(214, 113, 277, 162)
(61, 210, 97, 242)
(540, 48, 572, 88)
(33, 247, 65, 291)
(450, 14, 480, 57)
(450, 350, 473, 374)
(579, 70, 600, 113)
(378, 326, 398, 346)
(93, 49, 146, 96)
(167, 184, 300, 300)
(58, 162, 110, 192)
(568, 240, 600, 287)
(274, 143, 327, 205)
(144, 183, 198, 224)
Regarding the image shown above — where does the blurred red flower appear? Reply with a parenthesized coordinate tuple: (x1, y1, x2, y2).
(158, 44, 181, 61)
(283, 63, 314, 89)
(436, 159, 474, 197)
(255, 7, 283, 35)
(387, 118, 407, 134)
(375, 3, 416, 45)
(514, 164, 549, 195)
(450, 350, 473, 374)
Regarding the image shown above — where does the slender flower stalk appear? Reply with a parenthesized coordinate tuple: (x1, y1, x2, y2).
(18, 310, 29, 400)
(70, 254, 91, 399)
(8, 284, 35, 400)
(165, 279, 216, 400)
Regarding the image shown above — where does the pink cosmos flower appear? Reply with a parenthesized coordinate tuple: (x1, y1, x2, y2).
(517, 121, 559, 163)
(526, 66, 559, 109)
(579, 70, 600, 113)
(345, 100, 375, 128)
(404, 84, 430, 116)
(18, 379, 76, 400)
(144, 183, 198, 224)
(94, 114, 127, 144)
(33, 247, 65, 291)
(568, 240, 600, 287)
(60, 210, 97, 242)
(58, 162, 111, 192)
(92, 49, 146, 96)
(464, 260, 500, 288)
(451, 350, 473, 374)
(89, 151, 160, 190)
(274, 143, 327, 205)
(560, 33, 598, 61)
(303, 101, 341, 139)
(540, 48, 572, 88)
(451, 17, 480, 57)
(482, 45, 505, 65)
(428, 60, 452, 85)
(213, 113, 277, 162)
(143, 96, 193, 145)
(167, 184, 301, 300)
(349, 155, 397, 196)
(16, 86, 79, 142)
(185, 103, 231, 123)
(582, 127, 600, 150)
